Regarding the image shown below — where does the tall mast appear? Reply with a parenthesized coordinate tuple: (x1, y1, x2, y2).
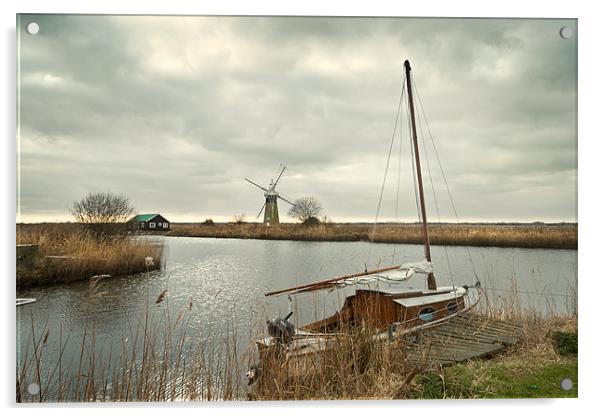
(404, 60, 437, 290)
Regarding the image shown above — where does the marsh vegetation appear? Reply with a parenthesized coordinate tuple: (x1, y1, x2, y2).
(168, 222, 577, 250)
(16, 280, 577, 402)
(16, 223, 163, 288)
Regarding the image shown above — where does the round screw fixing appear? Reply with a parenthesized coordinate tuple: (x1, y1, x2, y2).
(26, 22, 40, 35)
(559, 26, 573, 39)
(560, 378, 573, 391)
(27, 382, 40, 395)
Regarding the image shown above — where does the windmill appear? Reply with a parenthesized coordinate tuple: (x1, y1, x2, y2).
(245, 164, 295, 225)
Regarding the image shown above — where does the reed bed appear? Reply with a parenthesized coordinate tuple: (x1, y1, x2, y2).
(477, 275, 578, 357)
(16, 224, 164, 288)
(16, 292, 241, 402)
(250, 282, 577, 400)
(168, 222, 577, 249)
(16, 283, 577, 402)
(413, 282, 577, 399)
(15, 224, 577, 401)
(248, 324, 421, 400)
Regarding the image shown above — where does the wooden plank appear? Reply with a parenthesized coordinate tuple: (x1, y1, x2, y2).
(443, 331, 516, 347)
(426, 335, 496, 350)
(428, 341, 503, 357)
(398, 313, 523, 366)
(446, 320, 520, 341)
(473, 323, 522, 335)
(413, 344, 501, 362)
(407, 336, 504, 356)
(431, 325, 518, 346)
(427, 326, 515, 346)
(456, 315, 522, 332)
(419, 339, 503, 357)
(409, 319, 520, 348)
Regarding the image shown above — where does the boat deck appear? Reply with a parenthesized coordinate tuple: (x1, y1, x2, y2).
(404, 313, 523, 366)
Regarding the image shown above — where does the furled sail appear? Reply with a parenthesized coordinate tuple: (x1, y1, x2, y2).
(336, 259, 433, 287)
(394, 259, 433, 278)
(265, 261, 434, 297)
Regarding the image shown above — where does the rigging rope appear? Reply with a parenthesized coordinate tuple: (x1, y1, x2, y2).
(482, 286, 571, 298)
(412, 78, 456, 293)
(412, 79, 481, 285)
(405, 85, 422, 225)
(367, 75, 406, 267)
(391, 78, 406, 265)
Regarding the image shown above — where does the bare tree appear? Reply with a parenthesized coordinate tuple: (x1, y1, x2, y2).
(71, 192, 135, 231)
(288, 197, 323, 223)
(233, 213, 247, 224)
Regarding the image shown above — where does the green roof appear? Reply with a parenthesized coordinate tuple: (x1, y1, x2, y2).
(130, 214, 160, 222)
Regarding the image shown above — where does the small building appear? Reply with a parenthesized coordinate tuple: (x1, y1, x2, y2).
(127, 214, 170, 231)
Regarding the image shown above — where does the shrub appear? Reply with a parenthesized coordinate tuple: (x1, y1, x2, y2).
(551, 331, 578, 356)
(302, 216, 321, 226)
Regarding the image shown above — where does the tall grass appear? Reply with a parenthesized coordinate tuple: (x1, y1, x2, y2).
(477, 275, 578, 357)
(411, 283, 578, 399)
(15, 229, 577, 402)
(16, 283, 577, 402)
(248, 324, 422, 400)
(249, 282, 577, 401)
(16, 292, 241, 402)
(168, 222, 577, 249)
(16, 224, 164, 288)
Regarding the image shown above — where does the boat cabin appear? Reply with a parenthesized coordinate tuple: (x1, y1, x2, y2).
(302, 288, 465, 333)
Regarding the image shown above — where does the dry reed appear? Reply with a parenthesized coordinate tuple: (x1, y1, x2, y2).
(15, 224, 577, 401)
(249, 281, 577, 400)
(16, 284, 576, 402)
(16, 293, 241, 402)
(248, 324, 423, 400)
(168, 222, 577, 249)
(16, 224, 164, 288)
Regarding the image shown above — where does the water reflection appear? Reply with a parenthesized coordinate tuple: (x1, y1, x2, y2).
(16, 236, 577, 400)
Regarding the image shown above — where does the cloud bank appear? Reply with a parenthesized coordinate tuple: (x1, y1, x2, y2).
(18, 16, 577, 222)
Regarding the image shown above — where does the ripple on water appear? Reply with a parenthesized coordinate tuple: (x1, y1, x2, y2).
(17, 236, 577, 399)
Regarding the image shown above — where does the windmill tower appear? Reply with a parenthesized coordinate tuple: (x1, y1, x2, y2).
(245, 164, 295, 225)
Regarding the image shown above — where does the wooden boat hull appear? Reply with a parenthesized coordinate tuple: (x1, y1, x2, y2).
(251, 286, 477, 377)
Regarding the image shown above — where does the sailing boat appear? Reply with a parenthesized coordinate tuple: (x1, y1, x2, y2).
(248, 60, 481, 382)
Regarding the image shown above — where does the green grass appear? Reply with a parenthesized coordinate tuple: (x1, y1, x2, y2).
(412, 357, 577, 399)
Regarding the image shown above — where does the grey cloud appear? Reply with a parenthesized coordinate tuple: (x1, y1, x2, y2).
(17, 15, 577, 222)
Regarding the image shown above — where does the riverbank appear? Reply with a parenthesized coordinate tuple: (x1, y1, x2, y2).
(250, 313, 577, 400)
(15, 232, 577, 401)
(168, 222, 577, 249)
(409, 318, 577, 399)
(16, 223, 163, 288)
(17, 300, 576, 401)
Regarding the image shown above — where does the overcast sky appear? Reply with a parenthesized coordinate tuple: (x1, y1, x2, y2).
(17, 15, 577, 223)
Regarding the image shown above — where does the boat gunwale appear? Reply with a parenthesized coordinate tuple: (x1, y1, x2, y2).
(255, 288, 480, 352)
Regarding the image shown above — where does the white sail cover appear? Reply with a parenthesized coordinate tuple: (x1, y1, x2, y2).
(394, 260, 433, 279)
(338, 259, 433, 287)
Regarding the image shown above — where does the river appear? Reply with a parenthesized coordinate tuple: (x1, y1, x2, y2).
(16, 236, 577, 400)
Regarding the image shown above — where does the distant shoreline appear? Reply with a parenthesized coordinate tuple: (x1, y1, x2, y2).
(15, 222, 578, 250)
(165, 222, 577, 250)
